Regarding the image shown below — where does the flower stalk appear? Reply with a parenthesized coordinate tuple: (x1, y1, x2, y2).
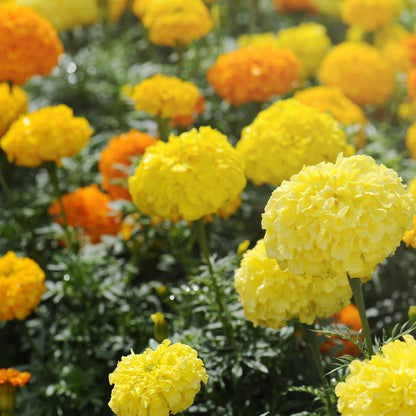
(155, 116, 171, 142)
(0, 382, 16, 416)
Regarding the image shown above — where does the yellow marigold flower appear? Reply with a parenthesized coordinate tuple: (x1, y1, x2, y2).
(274, 0, 317, 13)
(109, 339, 208, 416)
(150, 312, 168, 342)
(406, 121, 416, 159)
(318, 42, 395, 105)
(123, 74, 200, 120)
(341, 0, 403, 32)
(105, 0, 127, 23)
(234, 240, 352, 329)
(131, 0, 151, 17)
(206, 45, 300, 107)
(0, 83, 28, 137)
(0, 251, 46, 321)
(48, 184, 122, 244)
(128, 126, 246, 221)
(16, 0, 98, 30)
(1, 105, 93, 167)
(336, 334, 416, 415)
(0, 4, 63, 85)
(403, 178, 416, 248)
(142, 0, 213, 47)
(99, 129, 158, 201)
(262, 154, 415, 280)
(399, 100, 416, 120)
(274, 22, 331, 80)
(236, 99, 354, 186)
(294, 86, 367, 149)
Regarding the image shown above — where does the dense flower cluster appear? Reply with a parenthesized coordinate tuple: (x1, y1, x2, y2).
(0, 251, 46, 321)
(128, 126, 246, 221)
(341, 0, 402, 32)
(109, 339, 208, 416)
(16, 0, 98, 30)
(0, 83, 28, 137)
(207, 45, 300, 106)
(294, 86, 367, 148)
(274, 0, 316, 13)
(99, 129, 158, 200)
(406, 121, 416, 159)
(336, 335, 416, 415)
(1, 105, 93, 167)
(274, 22, 331, 80)
(234, 240, 352, 329)
(262, 154, 415, 280)
(318, 42, 395, 105)
(0, 4, 63, 84)
(141, 0, 213, 47)
(123, 75, 200, 120)
(48, 185, 122, 244)
(0, 368, 31, 386)
(236, 99, 353, 186)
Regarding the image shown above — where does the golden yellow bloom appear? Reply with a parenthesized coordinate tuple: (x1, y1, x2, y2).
(0, 251, 46, 321)
(142, 0, 213, 47)
(128, 126, 246, 221)
(406, 121, 416, 159)
(123, 74, 200, 120)
(206, 45, 300, 107)
(150, 312, 168, 343)
(0, 4, 63, 85)
(262, 154, 415, 281)
(236, 99, 354, 186)
(235, 240, 352, 329)
(109, 339, 208, 416)
(105, 0, 127, 23)
(336, 335, 416, 415)
(341, 0, 403, 32)
(237, 239, 250, 255)
(131, 0, 151, 17)
(16, 0, 98, 30)
(294, 86, 367, 149)
(318, 42, 395, 105)
(1, 105, 93, 167)
(274, 22, 331, 80)
(403, 177, 416, 248)
(0, 83, 28, 137)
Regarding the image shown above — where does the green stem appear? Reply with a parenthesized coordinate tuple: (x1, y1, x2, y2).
(348, 275, 374, 357)
(44, 162, 77, 253)
(303, 324, 326, 385)
(155, 116, 171, 142)
(175, 43, 186, 78)
(193, 218, 235, 347)
(0, 165, 14, 207)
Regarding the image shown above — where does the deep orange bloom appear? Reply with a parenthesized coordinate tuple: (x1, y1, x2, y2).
(207, 45, 300, 107)
(399, 34, 416, 68)
(408, 69, 416, 101)
(274, 0, 316, 13)
(48, 185, 122, 244)
(0, 4, 64, 85)
(320, 303, 363, 357)
(99, 130, 158, 201)
(0, 369, 31, 387)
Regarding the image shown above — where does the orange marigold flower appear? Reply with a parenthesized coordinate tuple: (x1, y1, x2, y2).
(48, 185, 122, 244)
(274, 0, 316, 13)
(0, 4, 63, 85)
(318, 42, 395, 105)
(407, 69, 416, 101)
(0, 83, 28, 137)
(0, 251, 46, 321)
(402, 34, 416, 67)
(207, 45, 300, 107)
(99, 129, 158, 201)
(0, 368, 31, 387)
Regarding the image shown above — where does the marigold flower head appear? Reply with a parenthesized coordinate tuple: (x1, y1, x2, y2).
(207, 45, 300, 107)
(0, 251, 46, 321)
(16, 0, 98, 30)
(102, 0, 127, 23)
(170, 94, 205, 128)
(0, 368, 31, 386)
(401, 34, 416, 67)
(128, 126, 246, 221)
(274, 22, 331, 80)
(0, 4, 63, 84)
(123, 75, 200, 120)
(109, 339, 208, 416)
(236, 99, 354, 186)
(99, 129, 158, 201)
(406, 121, 416, 159)
(262, 154, 415, 280)
(0, 83, 28, 137)
(294, 86, 367, 149)
(131, 0, 151, 17)
(274, 0, 316, 13)
(402, 177, 416, 248)
(318, 42, 395, 105)
(336, 334, 416, 415)
(142, 0, 213, 47)
(1, 105, 93, 167)
(341, 0, 403, 32)
(235, 240, 352, 329)
(48, 184, 122, 244)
